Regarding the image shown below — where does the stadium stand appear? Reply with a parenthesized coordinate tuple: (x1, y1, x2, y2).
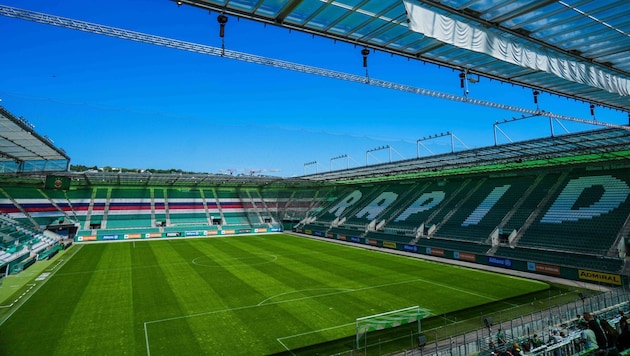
(105, 188, 153, 228)
(0, 212, 63, 274)
(298, 153, 629, 278)
(0, 129, 628, 285)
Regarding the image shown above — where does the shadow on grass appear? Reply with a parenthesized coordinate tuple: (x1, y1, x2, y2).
(271, 283, 596, 356)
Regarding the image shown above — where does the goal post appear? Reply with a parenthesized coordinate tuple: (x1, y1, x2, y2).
(355, 306, 431, 350)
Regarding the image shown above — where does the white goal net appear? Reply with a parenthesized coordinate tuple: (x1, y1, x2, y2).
(355, 306, 431, 349)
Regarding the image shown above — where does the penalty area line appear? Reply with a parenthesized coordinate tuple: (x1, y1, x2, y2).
(276, 322, 355, 356)
(144, 322, 151, 356)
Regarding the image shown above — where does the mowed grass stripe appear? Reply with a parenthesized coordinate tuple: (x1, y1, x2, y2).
(0, 245, 103, 355)
(150, 239, 356, 355)
(164, 239, 321, 354)
(158, 240, 271, 352)
(53, 243, 134, 355)
(205, 238, 369, 352)
(149, 238, 394, 354)
(239, 238, 428, 323)
(0, 234, 549, 356)
(245, 236, 485, 315)
(131, 241, 205, 355)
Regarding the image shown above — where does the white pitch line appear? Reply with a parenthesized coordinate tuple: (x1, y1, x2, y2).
(0, 284, 36, 308)
(0, 244, 83, 327)
(145, 275, 495, 326)
(144, 322, 151, 356)
(142, 260, 505, 355)
(278, 321, 355, 340)
(276, 338, 296, 356)
(275, 322, 357, 354)
(257, 288, 356, 306)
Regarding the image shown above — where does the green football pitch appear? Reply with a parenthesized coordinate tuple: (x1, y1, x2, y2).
(0, 234, 549, 355)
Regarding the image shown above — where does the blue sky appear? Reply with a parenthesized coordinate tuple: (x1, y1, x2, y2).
(1, 0, 627, 177)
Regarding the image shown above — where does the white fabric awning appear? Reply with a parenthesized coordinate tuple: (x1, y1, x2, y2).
(403, 0, 630, 97)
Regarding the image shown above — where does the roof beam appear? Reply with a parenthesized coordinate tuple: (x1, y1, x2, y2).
(275, 0, 303, 24)
(485, 0, 557, 24)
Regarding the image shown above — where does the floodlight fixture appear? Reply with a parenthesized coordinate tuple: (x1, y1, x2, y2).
(217, 13, 228, 38)
(330, 154, 349, 171)
(303, 160, 318, 175)
(361, 48, 370, 79)
(417, 132, 468, 157)
(361, 48, 370, 67)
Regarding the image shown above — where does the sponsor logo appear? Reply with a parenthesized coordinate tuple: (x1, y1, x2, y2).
(383, 241, 397, 249)
(487, 256, 513, 267)
(222, 229, 235, 235)
(101, 235, 119, 240)
(579, 270, 621, 285)
(350, 237, 361, 243)
(429, 248, 444, 257)
(125, 234, 141, 239)
(535, 263, 560, 275)
(145, 233, 162, 238)
(368, 239, 378, 246)
(207, 230, 218, 235)
(454, 251, 476, 261)
(166, 232, 181, 237)
(81, 236, 97, 241)
(403, 244, 418, 253)
(185, 231, 200, 237)
(339, 235, 346, 241)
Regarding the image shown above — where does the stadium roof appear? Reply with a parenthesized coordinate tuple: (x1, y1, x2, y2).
(181, 0, 630, 112)
(2, 127, 627, 186)
(0, 105, 70, 173)
(302, 127, 630, 182)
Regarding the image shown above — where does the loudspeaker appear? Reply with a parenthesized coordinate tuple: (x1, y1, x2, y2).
(417, 335, 427, 347)
(484, 317, 493, 328)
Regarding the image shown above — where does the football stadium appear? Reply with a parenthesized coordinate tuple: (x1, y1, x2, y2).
(1, 1, 630, 356)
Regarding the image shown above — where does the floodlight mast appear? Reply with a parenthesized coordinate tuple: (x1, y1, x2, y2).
(493, 114, 573, 145)
(366, 145, 391, 166)
(416, 132, 469, 157)
(1, 4, 628, 129)
(303, 161, 318, 175)
(330, 154, 349, 171)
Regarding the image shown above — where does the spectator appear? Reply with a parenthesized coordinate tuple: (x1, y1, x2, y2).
(617, 317, 630, 352)
(601, 319, 618, 351)
(581, 321, 598, 350)
(521, 340, 531, 353)
(576, 314, 586, 326)
(530, 334, 544, 348)
(584, 312, 608, 354)
(550, 329, 563, 344)
(497, 328, 507, 347)
(620, 311, 628, 333)
(509, 342, 522, 356)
